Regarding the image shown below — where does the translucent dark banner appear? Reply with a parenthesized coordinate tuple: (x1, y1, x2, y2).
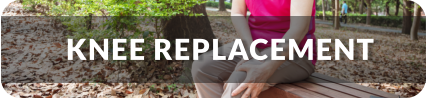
(1, 16, 425, 83)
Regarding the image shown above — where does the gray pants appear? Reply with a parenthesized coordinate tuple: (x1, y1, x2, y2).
(192, 42, 315, 98)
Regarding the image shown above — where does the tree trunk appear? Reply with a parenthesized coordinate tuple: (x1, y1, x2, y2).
(161, 4, 217, 82)
(322, 0, 326, 20)
(366, 0, 372, 25)
(334, 0, 340, 29)
(395, 0, 400, 16)
(385, 1, 391, 16)
(230, 0, 233, 3)
(402, 0, 413, 34)
(359, 0, 364, 14)
(218, 0, 226, 11)
(162, 4, 216, 53)
(331, 0, 335, 24)
(410, 4, 420, 40)
(86, 13, 92, 30)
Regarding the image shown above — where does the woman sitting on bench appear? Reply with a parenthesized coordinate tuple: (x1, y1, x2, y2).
(192, 0, 317, 97)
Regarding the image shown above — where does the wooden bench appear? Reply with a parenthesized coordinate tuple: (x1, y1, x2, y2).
(258, 73, 402, 98)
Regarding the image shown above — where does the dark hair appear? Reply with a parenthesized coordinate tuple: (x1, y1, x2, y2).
(343, 1, 346, 3)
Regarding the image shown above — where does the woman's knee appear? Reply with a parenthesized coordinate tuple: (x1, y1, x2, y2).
(191, 54, 215, 78)
(226, 71, 247, 83)
(191, 60, 204, 78)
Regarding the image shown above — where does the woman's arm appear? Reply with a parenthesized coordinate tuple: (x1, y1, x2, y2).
(231, 0, 315, 97)
(231, 0, 257, 58)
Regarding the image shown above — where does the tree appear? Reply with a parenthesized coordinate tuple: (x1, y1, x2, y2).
(162, 4, 216, 54)
(162, 3, 217, 82)
(334, 0, 340, 29)
(365, 0, 372, 25)
(385, 0, 391, 16)
(218, 0, 226, 11)
(348, 1, 358, 13)
(332, 0, 335, 22)
(359, 0, 364, 14)
(410, 3, 421, 40)
(401, 0, 413, 34)
(322, 0, 326, 20)
(395, 0, 400, 16)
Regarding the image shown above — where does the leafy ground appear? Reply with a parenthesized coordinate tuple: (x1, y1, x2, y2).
(315, 25, 425, 97)
(1, 2, 425, 98)
(1, 2, 197, 98)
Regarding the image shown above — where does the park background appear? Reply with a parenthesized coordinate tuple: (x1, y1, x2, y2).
(1, 0, 426, 98)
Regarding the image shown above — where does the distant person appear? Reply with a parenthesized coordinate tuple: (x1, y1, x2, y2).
(341, 1, 348, 24)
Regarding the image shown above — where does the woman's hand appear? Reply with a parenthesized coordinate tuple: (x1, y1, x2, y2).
(231, 60, 279, 98)
(232, 83, 266, 98)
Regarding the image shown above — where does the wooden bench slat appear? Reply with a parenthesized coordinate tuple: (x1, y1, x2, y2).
(311, 73, 401, 98)
(263, 73, 400, 98)
(274, 84, 331, 98)
(311, 73, 351, 83)
(304, 77, 384, 98)
(258, 87, 302, 98)
(291, 82, 358, 98)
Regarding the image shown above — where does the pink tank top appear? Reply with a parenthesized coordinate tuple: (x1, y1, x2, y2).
(245, 0, 317, 65)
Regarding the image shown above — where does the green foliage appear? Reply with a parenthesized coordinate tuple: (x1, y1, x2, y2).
(316, 11, 335, 16)
(205, 1, 218, 7)
(22, 0, 206, 16)
(20, 0, 207, 66)
(206, 1, 231, 9)
(316, 11, 426, 30)
(21, 0, 206, 41)
(167, 84, 177, 91)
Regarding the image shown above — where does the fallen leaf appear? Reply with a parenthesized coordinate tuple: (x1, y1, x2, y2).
(33, 95, 43, 98)
(55, 58, 62, 61)
(125, 90, 133, 94)
(111, 89, 116, 96)
(46, 95, 52, 98)
(35, 83, 40, 88)
(53, 43, 61, 48)
(52, 89, 60, 94)
(2, 48, 10, 50)
(180, 88, 189, 97)
(57, 83, 63, 87)
(84, 83, 89, 86)
(163, 75, 171, 80)
(6, 29, 10, 33)
(139, 88, 149, 95)
(105, 66, 115, 71)
(175, 64, 182, 67)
